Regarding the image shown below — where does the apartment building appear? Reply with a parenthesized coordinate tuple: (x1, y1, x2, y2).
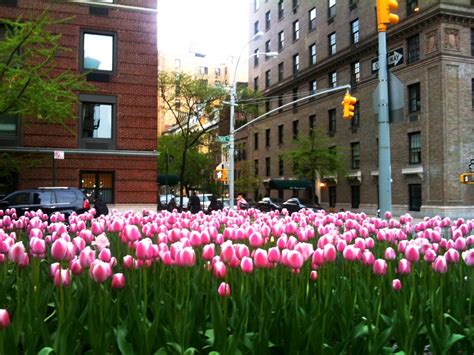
(0, 0, 158, 209)
(242, 0, 474, 217)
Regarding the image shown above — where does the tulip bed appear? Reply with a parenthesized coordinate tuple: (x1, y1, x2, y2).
(0, 207, 473, 354)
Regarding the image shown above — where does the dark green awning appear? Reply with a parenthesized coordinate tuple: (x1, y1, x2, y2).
(157, 174, 179, 186)
(269, 179, 312, 190)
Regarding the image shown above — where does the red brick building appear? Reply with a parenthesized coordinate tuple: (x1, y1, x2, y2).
(0, 0, 158, 209)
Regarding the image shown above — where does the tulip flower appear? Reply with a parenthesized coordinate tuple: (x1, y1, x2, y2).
(111, 273, 126, 289)
(0, 309, 10, 329)
(213, 261, 227, 279)
(217, 282, 231, 297)
(310, 270, 318, 281)
(54, 268, 71, 287)
(392, 279, 402, 292)
(462, 249, 474, 266)
(240, 256, 254, 273)
(432, 256, 448, 273)
(404, 244, 420, 263)
(373, 259, 388, 276)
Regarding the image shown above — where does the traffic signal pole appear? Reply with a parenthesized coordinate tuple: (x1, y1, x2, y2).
(376, 0, 398, 215)
(377, 30, 392, 215)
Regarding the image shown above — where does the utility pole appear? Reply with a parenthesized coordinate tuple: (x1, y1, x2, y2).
(376, 0, 399, 215)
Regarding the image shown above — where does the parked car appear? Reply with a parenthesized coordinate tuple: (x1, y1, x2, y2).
(0, 187, 90, 217)
(282, 197, 324, 214)
(256, 197, 283, 212)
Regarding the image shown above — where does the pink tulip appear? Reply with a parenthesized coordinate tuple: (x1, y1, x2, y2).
(70, 259, 83, 275)
(91, 233, 110, 251)
(432, 256, 448, 273)
(54, 269, 71, 287)
(213, 261, 227, 279)
(397, 258, 411, 274)
(50, 262, 60, 277)
(123, 224, 141, 242)
(384, 247, 396, 261)
(51, 238, 68, 261)
(404, 244, 420, 263)
(123, 255, 134, 269)
(202, 244, 215, 261)
(253, 249, 269, 268)
(98, 248, 112, 262)
(9, 241, 26, 264)
(79, 247, 96, 268)
(342, 245, 360, 261)
(249, 231, 264, 247)
(392, 279, 402, 291)
(267, 247, 281, 263)
(462, 249, 474, 266)
(445, 248, 459, 264)
(373, 259, 387, 276)
(90, 260, 112, 283)
(0, 309, 10, 329)
(310, 270, 318, 281)
(217, 282, 231, 297)
(177, 247, 196, 267)
(29, 237, 46, 257)
(111, 273, 126, 289)
(361, 250, 375, 266)
(287, 250, 304, 269)
(424, 248, 437, 263)
(240, 256, 254, 273)
(323, 244, 337, 262)
(136, 238, 153, 260)
(220, 242, 235, 262)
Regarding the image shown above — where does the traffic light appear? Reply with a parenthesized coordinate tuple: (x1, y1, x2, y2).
(341, 92, 357, 120)
(460, 173, 474, 184)
(214, 168, 228, 182)
(376, 0, 399, 32)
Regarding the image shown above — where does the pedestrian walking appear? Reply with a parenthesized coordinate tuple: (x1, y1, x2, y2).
(237, 194, 248, 210)
(189, 191, 201, 214)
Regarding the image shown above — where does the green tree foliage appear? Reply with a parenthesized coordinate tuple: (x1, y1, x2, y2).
(0, 12, 91, 124)
(157, 134, 215, 200)
(158, 71, 227, 205)
(235, 160, 262, 197)
(285, 128, 346, 181)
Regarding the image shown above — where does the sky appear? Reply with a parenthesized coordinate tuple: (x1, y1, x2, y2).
(157, 0, 249, 62)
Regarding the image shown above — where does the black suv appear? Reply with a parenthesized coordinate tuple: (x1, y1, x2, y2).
(0, 187, 90, 217)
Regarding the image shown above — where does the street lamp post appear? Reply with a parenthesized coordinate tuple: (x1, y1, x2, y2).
(228, 31, 277, 209)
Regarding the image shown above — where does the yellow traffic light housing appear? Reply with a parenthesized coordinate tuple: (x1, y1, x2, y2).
(341, 92, 357, 120)
(377, 0, 399, 32)
(460, 173, 474, 184)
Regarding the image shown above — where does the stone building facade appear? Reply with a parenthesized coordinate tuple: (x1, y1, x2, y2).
(241, 0, 474, 217)
(0, 0, 158, 209)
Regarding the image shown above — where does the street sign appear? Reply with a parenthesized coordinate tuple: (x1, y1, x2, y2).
(373, 72, 405, 122)
(469, 159, 474, 171)
(371, 48, 404, 74)
(460, 173, 474, 184)
(216, 135, 230, 143)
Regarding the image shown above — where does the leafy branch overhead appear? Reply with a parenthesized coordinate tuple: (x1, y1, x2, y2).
(0, 12, 92, 125)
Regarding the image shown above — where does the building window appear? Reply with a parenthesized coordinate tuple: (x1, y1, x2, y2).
(407, 0, 419, 16)
(309, 7, 316, 31)
(328, 0, 336, 18)
(471, 28, 474, 56)
(309, 43, 317, 65)
(254, 159, 259, 176)
(328, 108, 336, 133)
(351, 61, 360, 85)
(351, 185, 360, 209)
(265, 128, 271, 147)
(80, 171, 114, 203)
(279, 156, 284, 176)
(278, 31, 285, 50)
(351, 142, 360, 169)
(408, 82, 421, 113)
(409, 132, 421, 164)
(254, 21, 259, 35)
(278, 124, 284, 144)
(292, 88, 298, 108)
(408, 184, 421, 211)
(265, 70, 271, 89)
(265, 157, 271, 177)
(278, 95, 284, 112)
(292, 0, 299, 10)
(309, 80, 317, 95)
(254, 49, 260, 66)
(254, 0, 259, 11)
(0, 0, 18, 6)
(328, 32, 336, 56)
(329, 186, 336, 207)
(80, 94, 116, 149)
(329, 71, 337, 88)
(351, 19, 360, 44)
(293, 53, 300, 74)
(253, 77, 259, 91)
(278, 0, 284, 19)
(265, 11, 271, 31)
(265, 100, 271, 112)
(199, 66, 208, 75)
(254, 132, 259, 150)
(309, 114, 315, 135)
(81, 31, 116, 74)
(351, 101, 360, 127)
(278, 62, 284, 81)
(0, 114, 19, 146)
(292, 120, 299, 139)
(472, 79, 474, 108)
(407, 34, 420, 63)
(293, 20, 300, 41)
(265, 40, 271, 57)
